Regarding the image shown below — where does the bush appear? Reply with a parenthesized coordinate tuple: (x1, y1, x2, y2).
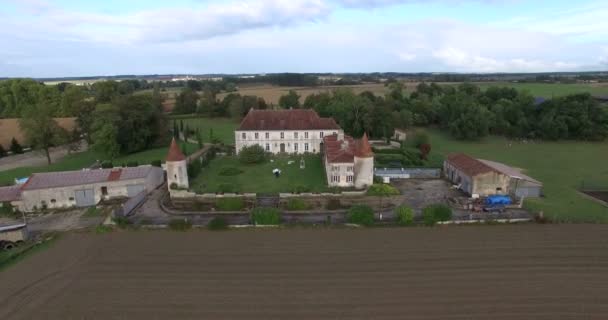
(411, 131, 430, 148)
(366, 184, 400, 196)
(95, 225, 113, 234)
(239, 145, 266, 164)
(169, 182, 178, 190)
(216, 198, 244, 211)
(291, 185, 311, 194)
(422, 204, 452, 226)
(169, 218, 192, 231)
(188, 161, 202, 178)
(101, 161, 114, 169)
(10, 137, 23, 154)
(394, 206, 414, 226)
(208, 217, 229, 230)
(126, 161, 139, 167)
(151, 160, 162, 167)
(219, 167, 244, 176)
(252, 207, 281, 225)
(347, 205, 375, 226)
(286, 198, 311, 211)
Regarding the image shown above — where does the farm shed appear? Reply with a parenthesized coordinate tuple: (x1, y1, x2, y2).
(0, 185, 23, 209)
(392, 129, 407, 141)
(444, 153, 542, 198)
(0, 218, 28, 245)
(478, 159, 543, 198)
(16, 166, 164, 212)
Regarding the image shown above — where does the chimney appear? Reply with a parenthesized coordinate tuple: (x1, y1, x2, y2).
(337, 131, 344, 141)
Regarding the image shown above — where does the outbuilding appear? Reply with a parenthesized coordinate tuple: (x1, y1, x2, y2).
(444, 153, 542, 198)
(16, 165, 164, 212)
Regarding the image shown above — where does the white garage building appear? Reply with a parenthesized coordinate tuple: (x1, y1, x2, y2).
(15, 166, 164, 212)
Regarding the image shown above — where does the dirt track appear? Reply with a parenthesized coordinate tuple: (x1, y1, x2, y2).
(1, 225, 608, 319)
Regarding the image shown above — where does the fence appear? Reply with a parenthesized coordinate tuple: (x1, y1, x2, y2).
(375, 168, 441, 179)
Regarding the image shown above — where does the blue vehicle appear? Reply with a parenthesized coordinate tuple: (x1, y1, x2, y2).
(485, 195, 512, 206)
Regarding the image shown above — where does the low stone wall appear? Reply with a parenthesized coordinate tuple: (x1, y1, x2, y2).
(375, 168, 441, 179)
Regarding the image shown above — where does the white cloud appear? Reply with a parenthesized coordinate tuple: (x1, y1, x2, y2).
(397, 52, 416, 61)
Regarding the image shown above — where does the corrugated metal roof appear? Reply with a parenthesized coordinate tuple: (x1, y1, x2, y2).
(478, 159, 542, 185)
(21, 166, 155, 191)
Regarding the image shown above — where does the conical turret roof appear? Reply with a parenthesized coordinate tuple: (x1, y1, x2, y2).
(166, 138, 186, 162)
(355, 132, 373, 158)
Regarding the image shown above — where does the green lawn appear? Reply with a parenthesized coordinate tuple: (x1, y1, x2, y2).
(191, 154, 328, 194)
(476, 82, 608, 98)
(0, 142, 198, 186)
(170, 116, 239, 145)
(426, 129, 608, 223)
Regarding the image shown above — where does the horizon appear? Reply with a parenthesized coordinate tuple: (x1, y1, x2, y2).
(2, 0, 608, 78)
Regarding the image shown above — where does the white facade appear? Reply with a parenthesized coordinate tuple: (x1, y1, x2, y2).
(167, 159, 189, 189)
(325, 161, 356, 188)
(235, 129, 342, 155)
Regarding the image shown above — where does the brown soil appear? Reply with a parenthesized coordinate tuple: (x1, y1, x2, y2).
(1, 225, 608, 319)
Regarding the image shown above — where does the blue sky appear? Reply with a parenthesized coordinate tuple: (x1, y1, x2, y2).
(1, 0, 607, 77)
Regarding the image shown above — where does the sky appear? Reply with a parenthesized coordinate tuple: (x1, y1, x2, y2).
(1, 0, 607, 77)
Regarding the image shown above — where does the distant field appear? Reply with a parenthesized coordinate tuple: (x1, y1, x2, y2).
(426, 129, 608, 223)
(190, 154, 328, 194)
(0, 142, 198, 185)
(170, 116, 239, 145)
(218, 83, 392, 105)
(2, 226, 608, 319)
(0, 118, 76, 149)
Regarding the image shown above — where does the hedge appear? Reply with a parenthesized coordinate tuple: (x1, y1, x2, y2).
(366, 184, 400, 196)
(208, 217, 229, 230)
(347, 205, 374, 226)
(286, 198, 311, 211)
(422, 204, 452, 226)
(169, 219, 193, 231)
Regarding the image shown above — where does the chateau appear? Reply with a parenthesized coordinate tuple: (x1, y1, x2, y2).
(235, 109, 374, 189)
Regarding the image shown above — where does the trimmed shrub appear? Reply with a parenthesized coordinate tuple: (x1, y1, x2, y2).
(216, 198, 244, 211)
(151, 159, 162, 167)
(238, 145, 266, 164)
(126, 161, 139, 167)
(394, 205, 415, 226)
(252, 207, 281, 225)
(208, 217, 229, 230)
(169, 219, 192, 231)
(101, 161, 114, 169)
(286, 198, 311, 211)
(422, 204, 452, 226)
(373, 175, 384, 184)
(219, 167, 244, 176)
(347, 205, 375, 226)
(366, 184, 400, 196)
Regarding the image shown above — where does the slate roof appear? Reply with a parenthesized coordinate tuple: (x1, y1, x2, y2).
(237, 109, 340, 131)
(21, 166, 156, 191)
(166, 138, 186, 162)
(324, 133, 374, 164)
(0, 185, 22, 202)
(445, 153, 498, 176)
(479, 159, 542, 185)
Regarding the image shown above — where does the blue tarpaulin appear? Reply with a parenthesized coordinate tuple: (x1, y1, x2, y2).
(485, 195, 512, 205)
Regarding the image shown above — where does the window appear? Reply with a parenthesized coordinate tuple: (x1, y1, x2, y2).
(347, 176, 353, 183)
(265, 143, 270, 151)
(280, 132, 284, 139)
(305, 132, 309, 139)
(294, 143, 298, 151)
(101, 186, 108, 196)
(69, 197, 74, 201)
(332, 176, 340, 183)
(50, 199, 57, 204)
(320, 132, 324, 138)
(347, 166, 353, 172)
(242, 132, 246, 140)
(294, 132, 299, 139)
(255, 133, 259, 139)
(332, 166, 339, 172)
(265, 132, 269, 139)
(304, 143, 309, 151)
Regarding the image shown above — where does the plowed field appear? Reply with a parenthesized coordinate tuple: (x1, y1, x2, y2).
(1, 225, 608, 319)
